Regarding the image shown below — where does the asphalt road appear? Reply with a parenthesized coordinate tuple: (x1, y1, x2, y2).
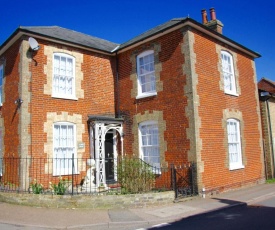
(147, 198, 275, 230)
(1, 186, 275, 230)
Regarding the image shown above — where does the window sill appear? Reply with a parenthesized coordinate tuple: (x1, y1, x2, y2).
(52, 95, 78, 101)
(136, 92, 157, 100)
(229, 165, 244, 171)
(53, 172, 79, 176)
(224, 91, 239, 97)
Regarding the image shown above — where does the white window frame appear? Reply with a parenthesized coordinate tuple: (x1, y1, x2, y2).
(136, 50, 157, 99)
(221, 51, 238, 96)
(0, 64, 3, 106)
(52, 53, 76, 100)
(53, 122, 77, 176)
(227, 119, 244, 170)
(138, 120, 160, 170)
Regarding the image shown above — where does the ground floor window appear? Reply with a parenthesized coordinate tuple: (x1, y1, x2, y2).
(139, 121, 160, 168)
(53, 122, 77, 175)
(227, 119, 244, 170)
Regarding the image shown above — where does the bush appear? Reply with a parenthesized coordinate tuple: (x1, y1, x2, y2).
(50, 177, 68, 195)
(117, 156, 155, 194)
(31, 179, 43, 194)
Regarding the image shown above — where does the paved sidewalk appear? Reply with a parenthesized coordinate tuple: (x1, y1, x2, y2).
(0, 183, 274, 229)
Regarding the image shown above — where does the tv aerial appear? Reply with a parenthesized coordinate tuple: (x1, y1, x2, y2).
(28, 37, 40, 51)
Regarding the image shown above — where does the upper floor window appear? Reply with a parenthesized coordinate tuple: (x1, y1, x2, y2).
(227, 119, 244, 170)
(53, 53, 75, 99)
(53, 122, 77, 175)
(0, 65, 3, 105)
(139, 121, 160, 169)
(221, 51, 237, 95)
(137, 50, 156, 98)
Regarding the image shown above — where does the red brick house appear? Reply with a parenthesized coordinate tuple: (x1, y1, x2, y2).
(258, 78, 275, 179)
(0, 8, 264, 194)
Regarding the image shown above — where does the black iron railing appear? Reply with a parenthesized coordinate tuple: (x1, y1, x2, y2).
(0, 156, 196, 197)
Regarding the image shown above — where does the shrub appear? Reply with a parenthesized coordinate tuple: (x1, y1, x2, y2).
(50, 177, 68, 195)
(117, 156, 155, 194)
(31, 179, 43, 194)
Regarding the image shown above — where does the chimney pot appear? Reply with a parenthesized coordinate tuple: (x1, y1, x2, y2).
(210, 7, 216, 20)
(201, 9, 208, 24)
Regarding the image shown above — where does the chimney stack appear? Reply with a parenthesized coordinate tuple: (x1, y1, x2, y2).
(201, 9, 208, 24)
(202, 7, 223, 34)
(210, 8, 216, 20)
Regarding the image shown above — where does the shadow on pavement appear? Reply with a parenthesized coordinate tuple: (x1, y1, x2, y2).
(148, 198, 275, 230)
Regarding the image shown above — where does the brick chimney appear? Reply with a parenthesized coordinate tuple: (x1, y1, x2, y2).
(201, 9, 208, 24)
(201, 7, 224, 34)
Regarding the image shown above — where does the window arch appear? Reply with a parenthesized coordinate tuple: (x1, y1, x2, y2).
(136, 50, 156, 98)
(221, 51, 237, 95)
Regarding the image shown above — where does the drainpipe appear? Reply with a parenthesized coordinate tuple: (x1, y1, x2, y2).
(112, 45, 120, 118)
(115, 52, 120, 118)
(261, 91, 275, 178)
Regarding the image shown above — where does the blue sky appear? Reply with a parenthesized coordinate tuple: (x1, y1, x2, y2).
(1, 0, 274, 82)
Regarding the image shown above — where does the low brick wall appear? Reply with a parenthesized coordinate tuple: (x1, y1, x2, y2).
(0, 191, 175, 209)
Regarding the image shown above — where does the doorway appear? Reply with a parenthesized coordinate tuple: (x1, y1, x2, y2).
(105, 132, 114, 182)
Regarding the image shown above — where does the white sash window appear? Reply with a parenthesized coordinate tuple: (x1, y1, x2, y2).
(222, 51, 237, 95)
(53, 123, 77, 175)
(137, 50, 156, 98)
(53, 53, 75, 99)
(139, 121, 160, 169)
(227, 119, 244, 170)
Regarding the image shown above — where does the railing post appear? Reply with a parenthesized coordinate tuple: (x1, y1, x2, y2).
(72, 153, 74, 196)
(189, 163, 193, 195)
(189, 162, 197, 196)
(171, 164, 177, 199)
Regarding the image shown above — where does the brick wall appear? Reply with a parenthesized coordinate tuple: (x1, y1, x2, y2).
(118, 29, 189, 166)
(0, 37, 116, 188)
(118, 27, 264, 192)
(193, 29, 264, 192)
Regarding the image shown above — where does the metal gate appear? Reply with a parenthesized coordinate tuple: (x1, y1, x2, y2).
(171, 163, 197, 199)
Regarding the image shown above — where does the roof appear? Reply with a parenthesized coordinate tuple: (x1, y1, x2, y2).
(0, 18, 261, 58)
(258, 77, 275, 93)
(1, 26, 119, 54)
(118, 18, 187, 49)
(117, 17, 260, 58)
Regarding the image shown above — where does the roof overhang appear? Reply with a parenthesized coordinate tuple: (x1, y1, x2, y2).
(88, 115, 124, 123)
(0, 18, 261, 59)
(0, 28, 114, 56)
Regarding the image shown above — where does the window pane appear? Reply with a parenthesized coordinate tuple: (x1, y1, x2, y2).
(140, 122, 160, 167)
(137, 52, 156, 95)
(53, 123, 76, 175)
(227, 119, 242, 169)
(222, 52, 236, 94)
(53, 54, 74, 98)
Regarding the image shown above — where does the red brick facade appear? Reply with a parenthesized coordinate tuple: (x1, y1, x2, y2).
(118, 26, 264, 193)
(0, 15, 265, 193)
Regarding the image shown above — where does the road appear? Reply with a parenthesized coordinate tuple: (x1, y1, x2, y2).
(0, 192, 275, 230)
(147, 197, 275, 230)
